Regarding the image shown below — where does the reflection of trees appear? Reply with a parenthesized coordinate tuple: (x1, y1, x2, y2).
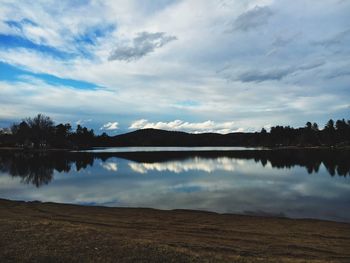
(254, 149, 350, 177)
(75, 154, 94, 171)
(0, 152, 54, 187)
(110, 149, 350, 177)
(0, 149, 348, 188)
(0, 151, 95, 187)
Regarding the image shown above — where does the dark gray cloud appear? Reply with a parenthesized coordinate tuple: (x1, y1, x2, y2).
(271, 32, 301, 47)
(237, 61, 324, 83)
(325, 68, 350, 79)
(232, 6, 273, 31)
(108, 32, 177, 61)
(314, 28, 350, 48)
(238, 68, 290, 83)
(265, 32, 302, 56)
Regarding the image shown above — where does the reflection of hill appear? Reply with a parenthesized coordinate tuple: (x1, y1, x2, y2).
(0, 149, 349, 187)
(109, 149, 350, 177)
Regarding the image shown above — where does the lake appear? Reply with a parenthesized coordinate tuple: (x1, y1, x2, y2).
(0, 148, 349, 222)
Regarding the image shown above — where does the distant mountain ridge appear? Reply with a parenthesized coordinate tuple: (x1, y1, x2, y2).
(110, 128, 254, 147)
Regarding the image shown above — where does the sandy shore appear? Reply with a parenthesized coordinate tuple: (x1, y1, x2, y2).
(0, 199, 349, 262)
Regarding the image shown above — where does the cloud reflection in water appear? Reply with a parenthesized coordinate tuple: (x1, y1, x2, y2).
(128, 157, 240, 174)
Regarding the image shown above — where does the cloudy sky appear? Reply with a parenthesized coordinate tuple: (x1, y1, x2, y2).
(0, 0, 349, 134)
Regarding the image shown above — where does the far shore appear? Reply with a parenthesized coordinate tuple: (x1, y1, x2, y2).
(0, 145, 350, 152)
(1, 198, 349, 262)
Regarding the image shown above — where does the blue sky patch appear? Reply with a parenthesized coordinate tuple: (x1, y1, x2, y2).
(0, 62, 100, 90)
(176, 100, 200, 107)
(5, 18, 38, 29)
(0, 34, 74, 59)
(75, 24, 116, 45)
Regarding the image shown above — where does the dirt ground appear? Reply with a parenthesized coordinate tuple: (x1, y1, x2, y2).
(0, 199, 349, 262)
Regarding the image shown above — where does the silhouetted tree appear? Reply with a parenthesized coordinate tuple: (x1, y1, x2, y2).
(25, 114, 54, 148)
(11, 121, 31, 146)
(306, 122, 312, 130)
(325, 119, 335, 131)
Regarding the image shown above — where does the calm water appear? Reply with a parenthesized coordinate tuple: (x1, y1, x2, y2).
(80, 147, 260, 152)
(0, 148, 349, 222)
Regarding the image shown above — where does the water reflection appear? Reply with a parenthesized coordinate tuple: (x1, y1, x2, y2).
(128, 157, 238, 174)
(101, 161, 118, 172)
(0, 149, 349, 222)
(0, 149, 349, 187)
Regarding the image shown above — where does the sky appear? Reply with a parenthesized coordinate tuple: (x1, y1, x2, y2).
(0, 0, 349, 134)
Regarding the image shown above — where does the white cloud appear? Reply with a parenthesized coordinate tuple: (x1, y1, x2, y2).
(100, 122, 119, 131)
(129, 119, 243, 134)
(0, 0, 349, 131)
(0, 0, 116, 52)
(76, 119, 92, 126)
(101, 162, 118, 172)
(0, 127, 11, 134)
(0, 77, 133, 124)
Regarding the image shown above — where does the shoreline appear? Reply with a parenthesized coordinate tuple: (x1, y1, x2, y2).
(0, 145, 350, 152)
(1, 199, 349, 262)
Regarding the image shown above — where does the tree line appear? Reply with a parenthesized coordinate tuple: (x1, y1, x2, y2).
(258, 119, 350, 147)
(0, 114, 349, 149)
(0, 114, 101, 149)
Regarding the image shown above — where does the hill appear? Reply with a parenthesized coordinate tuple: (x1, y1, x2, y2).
(109, 128, 255, 147)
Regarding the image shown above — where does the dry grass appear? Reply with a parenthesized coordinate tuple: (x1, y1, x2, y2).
(0, 199, 349, 262)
